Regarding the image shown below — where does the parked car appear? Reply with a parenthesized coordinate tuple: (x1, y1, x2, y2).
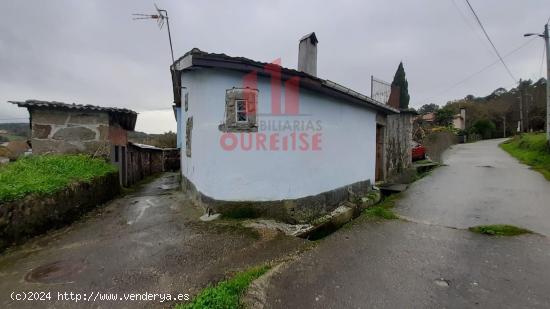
(411, 141, 426, 161)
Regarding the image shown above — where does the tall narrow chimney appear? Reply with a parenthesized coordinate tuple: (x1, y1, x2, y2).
(298, 32, 318, 76)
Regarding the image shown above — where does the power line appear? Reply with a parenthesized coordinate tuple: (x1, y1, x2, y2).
(464, 0, 517, 83)
(450, 0, 494, 56)
(421, 37, 536, 102)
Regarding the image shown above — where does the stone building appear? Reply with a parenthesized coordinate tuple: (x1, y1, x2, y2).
(9, 100, 137, 185)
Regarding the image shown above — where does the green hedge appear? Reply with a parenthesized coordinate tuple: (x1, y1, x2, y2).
(0, 155, 117, 203)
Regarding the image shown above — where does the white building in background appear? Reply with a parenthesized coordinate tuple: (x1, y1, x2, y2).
(170, 33, 404, 223)
(452, 107, 466, 130)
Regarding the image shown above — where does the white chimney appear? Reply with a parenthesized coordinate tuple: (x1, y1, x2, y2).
(298, 32, 318, 76)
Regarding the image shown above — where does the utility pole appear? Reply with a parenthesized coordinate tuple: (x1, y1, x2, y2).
(517, 92, 524, 133)
(525, 23, 550, 143)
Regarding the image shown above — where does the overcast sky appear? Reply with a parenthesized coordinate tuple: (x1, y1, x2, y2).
(1, 0, 548, 133)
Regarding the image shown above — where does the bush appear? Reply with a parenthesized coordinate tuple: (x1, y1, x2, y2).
(470, 119, 496, 139)
(0, 155, 117, 203)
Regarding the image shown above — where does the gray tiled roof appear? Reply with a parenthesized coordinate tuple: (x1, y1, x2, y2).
(171, 48, 399, 114)
(8, 100, 137, 114)
(9, 100, 137, 131)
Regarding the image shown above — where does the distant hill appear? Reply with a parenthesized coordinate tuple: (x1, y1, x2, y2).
(0, 123, 30, 142)
(128, 131, 177, 148)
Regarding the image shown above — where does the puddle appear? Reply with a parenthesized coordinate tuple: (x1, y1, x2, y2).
(25, 259, 86, 284)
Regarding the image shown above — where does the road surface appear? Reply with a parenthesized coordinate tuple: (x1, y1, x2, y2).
(0, 173, 306, 308)
(264, 139, 550, 308)
(398, 138, 550, 236)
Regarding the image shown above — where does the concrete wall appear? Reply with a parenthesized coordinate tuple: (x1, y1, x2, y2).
(452, 116, 465, 130)
(179, 68, 377, 203)
(30, 109, 116, 157)
(384, 113, 413, 179)
(424, 131, 458, 163)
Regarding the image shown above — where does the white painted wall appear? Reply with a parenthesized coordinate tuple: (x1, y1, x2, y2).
(180, 68, 377, 201)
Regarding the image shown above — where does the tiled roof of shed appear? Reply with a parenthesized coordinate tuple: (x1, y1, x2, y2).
(9, 100, 137, 131)
(8, 100, 137, 115)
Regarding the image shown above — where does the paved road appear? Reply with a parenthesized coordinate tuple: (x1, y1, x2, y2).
(0, 173, 306, 309)
(264, 139, 550, 308)
(397, 139, 550, 236)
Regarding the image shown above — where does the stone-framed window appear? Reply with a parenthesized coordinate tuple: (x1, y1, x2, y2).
(220, 87, 258, 132)
(185, 116, 193, 157)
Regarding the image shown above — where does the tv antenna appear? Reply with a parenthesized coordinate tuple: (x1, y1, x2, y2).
(133, 4, 175, 65)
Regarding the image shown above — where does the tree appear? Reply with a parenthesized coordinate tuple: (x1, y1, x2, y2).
(435, 107, 454, 126)
(418, 103, 439, 115)
(471, 119, 496, 139)
(391, 62, 410, 109)
(155, 131, 177, 148)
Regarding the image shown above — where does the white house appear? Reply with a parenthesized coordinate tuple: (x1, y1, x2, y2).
(452, 108, 466, 130)
(171, 33, 403, 223)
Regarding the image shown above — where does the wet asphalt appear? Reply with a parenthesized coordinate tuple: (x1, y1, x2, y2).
(264, 139, 550, 308)
(0, 173, 307, 309)
(397, 138, 550, 236)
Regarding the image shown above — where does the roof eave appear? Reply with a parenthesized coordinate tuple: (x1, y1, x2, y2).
(172, 52, 398, 115)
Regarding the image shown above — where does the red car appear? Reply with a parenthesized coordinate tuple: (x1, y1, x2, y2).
(411, 141, 426, 161)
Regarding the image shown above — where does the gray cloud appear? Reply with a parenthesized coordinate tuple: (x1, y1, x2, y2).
(1, 0, 548, 132)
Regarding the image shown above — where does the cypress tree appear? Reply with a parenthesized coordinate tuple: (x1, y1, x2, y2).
(391, 62, 410, 109)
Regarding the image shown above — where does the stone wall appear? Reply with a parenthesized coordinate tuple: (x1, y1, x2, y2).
(182, 174, 371, 224)
(0, 172, 119, 252)
(30, 109, 115, 157)
(384, 112, 413, 179)
(423, 131, 458, 163)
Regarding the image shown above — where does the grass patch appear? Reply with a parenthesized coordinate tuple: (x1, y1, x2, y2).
(176, 265, 270, 309)
(468, 224, 532, 236)
(363, 194, 400, 220)
(500, 133, 550, 181)
(0, 154, 117, 203)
